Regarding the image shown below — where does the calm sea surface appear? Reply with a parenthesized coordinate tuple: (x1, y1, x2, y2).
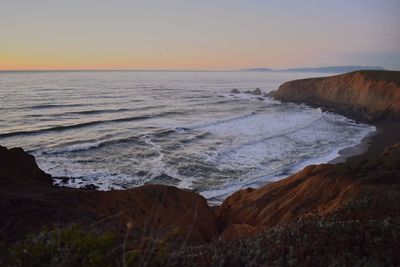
(0, 71, 375, 204)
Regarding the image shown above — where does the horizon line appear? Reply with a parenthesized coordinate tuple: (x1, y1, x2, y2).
(0, 65, 394, 73)
(0, 69, 236, 72)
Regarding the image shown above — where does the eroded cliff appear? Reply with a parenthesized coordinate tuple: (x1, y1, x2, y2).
(269, 70, 400, 121)
(215, 143, 400, 239)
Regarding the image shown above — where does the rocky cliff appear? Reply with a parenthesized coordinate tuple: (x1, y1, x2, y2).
(269, 70, 400, 122)
(215, 143, 400, 240)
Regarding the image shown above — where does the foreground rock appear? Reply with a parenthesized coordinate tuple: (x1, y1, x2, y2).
(0, 145, 218, 243)
(269, 70, 400, 122)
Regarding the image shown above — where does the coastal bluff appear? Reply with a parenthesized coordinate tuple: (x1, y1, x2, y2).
(269, 70, 400, 122)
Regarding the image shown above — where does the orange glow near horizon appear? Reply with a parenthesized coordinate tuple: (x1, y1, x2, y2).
(1, 1, 399, 71)
(0, 48, 316, 71)
(0, 40, 352, 71)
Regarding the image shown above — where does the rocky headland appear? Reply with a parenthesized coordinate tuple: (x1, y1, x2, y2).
(269, 70, 400, 122)
(1, 70, 400, 266)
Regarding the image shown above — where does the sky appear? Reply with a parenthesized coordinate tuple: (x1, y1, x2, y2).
(1, 0, 399, 70)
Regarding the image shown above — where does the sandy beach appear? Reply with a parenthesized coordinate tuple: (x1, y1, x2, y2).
(330, 121, 400, 163)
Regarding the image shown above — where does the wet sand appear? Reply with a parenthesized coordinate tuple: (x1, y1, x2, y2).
(330, 121, 400, 163)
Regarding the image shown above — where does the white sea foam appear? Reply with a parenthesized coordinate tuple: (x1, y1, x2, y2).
(44, 141, 104, 154)
(199, 109, 320, 142)
(193, 107, 375, 202)
(217, 92, 280, 104)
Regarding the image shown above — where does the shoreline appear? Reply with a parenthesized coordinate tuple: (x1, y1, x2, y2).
(269, 70, 400, 164)
(329, 121, 400, 163)
(206, 119, 381, 205)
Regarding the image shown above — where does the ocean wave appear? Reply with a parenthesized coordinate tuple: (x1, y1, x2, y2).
(41, 134, 146, 154)
(202, 111, 365, 166)
(27, 103, 85, 109)
(0, 111, 185, 138)
(39, 126, 188, 154)
(26, 105, 171, 119)
(145, 173, 181, 186)
(68, 108, 131, 115)
(43, 141, 104, 154)
(0, 103, 86, 111)
(189, 112, 257, 130)
(0, 119, 129, 138)
(195, 108, 322, 142)
(217, 92, 280, 104)
(25, 108, 132, 117)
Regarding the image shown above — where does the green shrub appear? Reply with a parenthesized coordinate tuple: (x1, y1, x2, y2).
(0, 225, 117, 267)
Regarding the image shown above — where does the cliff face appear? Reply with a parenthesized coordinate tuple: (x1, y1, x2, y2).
(216, 143, 400, 239)
(0, 145, 218, 243)
(216, 164, 357, 231)
(269, 70, 400, 122)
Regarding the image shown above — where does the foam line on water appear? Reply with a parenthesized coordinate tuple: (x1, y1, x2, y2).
(0, 111, 184, 139)
(200, 122, 376, 204)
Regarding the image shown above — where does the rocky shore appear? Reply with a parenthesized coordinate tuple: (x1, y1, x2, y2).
(1, 70, 400, 266)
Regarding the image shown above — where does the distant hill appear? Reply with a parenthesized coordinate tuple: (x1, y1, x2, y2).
(241, 65, 385, 73)
(241, 68, 275, 72)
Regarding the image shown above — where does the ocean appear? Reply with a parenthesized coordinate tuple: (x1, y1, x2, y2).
(0, 71, 375, 204)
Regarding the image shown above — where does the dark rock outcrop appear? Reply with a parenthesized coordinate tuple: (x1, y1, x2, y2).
(245, 88, 262, 95)
(252, 88, 262, 95)
(230, 89, 240, 94)
(0, 145, 218, 243)
(269, 70, 400, 122)
(0, 146, 52, 184)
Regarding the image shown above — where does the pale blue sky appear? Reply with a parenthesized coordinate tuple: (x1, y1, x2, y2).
(1, 0, 399, 70)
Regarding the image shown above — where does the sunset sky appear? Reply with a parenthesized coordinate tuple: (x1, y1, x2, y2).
(1, 0, 399, 70)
